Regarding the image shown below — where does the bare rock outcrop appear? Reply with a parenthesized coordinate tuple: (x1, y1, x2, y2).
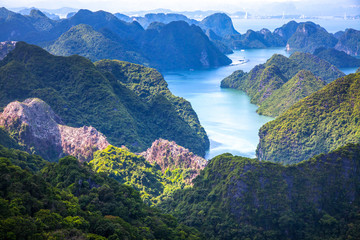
(0, 41, 16, 60)
(141, 138, 207, 182)
(0, 98, 109, 161)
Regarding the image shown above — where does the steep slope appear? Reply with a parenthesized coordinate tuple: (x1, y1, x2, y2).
(221, 53, 343, 117)
(257, 72, 360, 164)
(135, 13, 198, 29)
(49, 17, 231, 70)
(289, 52, 345, 83)
(0, 148, 203, 239)
(52, 9, 144, 41)
(91, 141, 206, 205)
(286, 22, 338, 53)
(0, 41, 16, 60)
(0, 42, 209, 156)
(90, 145, 165, 205)
(1, 8, 231, 71)
(141, 139, 207, 182)
(94, 59, 209, 149)
(160, 143, 360, 240)
(335, 28, 360, 56)
(46, 24, 147, 64)
(257, 70, 326, 117)
(199, 13, 239, 38)
(221, 28, 285, 50)
(0, 7, 40, 42)
(273, 20, 299, 41)
(139, 21, 232, 70)
(313, 47, 360, 68)
(0, 98, 109, 162)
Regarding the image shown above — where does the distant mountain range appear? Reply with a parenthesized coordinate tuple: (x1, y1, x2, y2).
(1, 7, 359, 72)
(0, 7, 231, 71)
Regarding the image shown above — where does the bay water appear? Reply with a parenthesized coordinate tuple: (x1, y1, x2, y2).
(164, 48, 289, 159)
(164, 46, 358, 159)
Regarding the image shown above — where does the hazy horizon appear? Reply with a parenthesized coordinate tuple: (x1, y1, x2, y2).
(2, 0, 360, 17)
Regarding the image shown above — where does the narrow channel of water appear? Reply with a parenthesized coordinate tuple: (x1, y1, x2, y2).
(164, 48, 358, 159)
(164, 48, 290, 159)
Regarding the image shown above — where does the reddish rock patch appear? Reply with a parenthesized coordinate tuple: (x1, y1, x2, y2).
(0, 98, 109, 161)
(141, 138, 207, 182)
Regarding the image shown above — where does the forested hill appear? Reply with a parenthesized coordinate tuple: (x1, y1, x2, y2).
(0, 42, 209, 156)
(160, 143, 360, 240)
(221, 52, 343, 117)
(0, 145, 203, 239)
(0, 8, 231, 71)
(257, 72, 360, 164)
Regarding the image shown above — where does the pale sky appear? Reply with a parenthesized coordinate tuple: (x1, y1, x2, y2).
(2, 0, 359, 15)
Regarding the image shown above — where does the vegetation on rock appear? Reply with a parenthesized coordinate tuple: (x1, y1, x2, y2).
(286, 21, 338, 53)
(313, 47, 360, 68)
(160, 143, 360, 240)
(0, 146, 203, 239)
(91, 141, 206, 206)
(257, 70, 326, 117)
(0, 42, 209, 156)
(257, 72, 360, 164)
(221, 52, 343, 117)
(335, 28, 360, 56)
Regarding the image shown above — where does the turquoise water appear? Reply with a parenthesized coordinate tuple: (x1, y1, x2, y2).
(164, 18, 359, 159)
(164, 48, 290, 159)
(164, 48, 358, 159)
(340, 67, 358, 75)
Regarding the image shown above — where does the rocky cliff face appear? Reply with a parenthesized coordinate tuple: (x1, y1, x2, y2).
(335, 28, 360, 56)
(0, 98, 109, 161)
(141, 138, 207, 182)
(200, 13, 239, 38)
(0, 41, 16, 60)
(286, 22, 338, 53)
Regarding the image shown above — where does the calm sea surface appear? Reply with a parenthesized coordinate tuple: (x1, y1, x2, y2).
(164, 19, 358, 159)
(164, 48, 287, 159)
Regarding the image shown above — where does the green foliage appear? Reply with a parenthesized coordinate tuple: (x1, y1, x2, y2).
(287, 22, 338, 53)
(257, 72, 360, 164)
(257, 70, 326, 117)
(0, 42, 208, 156)
(160, 143, 360, 240)
(95, 59, 209, 155)
(221, 52, 343, 117)
(1, 8, 231, 71)
(313, 47, 360, 68)
(289, 52, 345, 83)
(46, 24, 147, 64)
(0, 144, 46, 172)
(90, 145, 164, 205)
(90, 145, 196, 206)
(0, 145, 203, 239)
(335, 28, 360, 56)
(0, 127, 23, 150)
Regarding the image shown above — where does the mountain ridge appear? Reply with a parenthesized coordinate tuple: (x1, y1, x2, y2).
(0, 42, 209, 156)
